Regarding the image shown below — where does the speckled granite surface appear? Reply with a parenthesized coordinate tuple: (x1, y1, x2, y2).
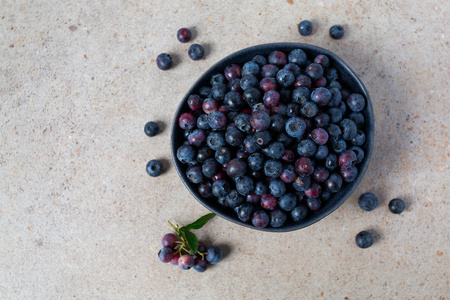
(1, 0, 449, 299)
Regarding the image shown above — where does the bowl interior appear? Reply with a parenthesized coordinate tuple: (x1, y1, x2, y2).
(171, 43, 374, 232)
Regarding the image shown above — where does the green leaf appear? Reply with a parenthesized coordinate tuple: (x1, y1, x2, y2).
(184, 230, 199, 253)
(185, 213, 216, 230)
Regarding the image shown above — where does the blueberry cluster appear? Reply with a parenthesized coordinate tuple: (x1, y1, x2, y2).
(176, 49, 368, 229)
(158, 233, 223, 272)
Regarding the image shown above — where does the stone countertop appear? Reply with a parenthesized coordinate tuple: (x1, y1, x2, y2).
(1, 0, 449, 298)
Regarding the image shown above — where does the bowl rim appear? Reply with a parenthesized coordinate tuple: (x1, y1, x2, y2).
(171, 42, 374, 232)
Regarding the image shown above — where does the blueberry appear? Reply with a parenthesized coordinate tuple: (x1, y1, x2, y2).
(314, 77, 327, 88)
(169, 253, 180, 265)
(248, 153, 264, 170)
(243, 87, 261, 107)
(236, 175, 254, 196)
(288, 49, 307, 66)
(261, 194, 278, 210)
(297, 139, 317, 157)
(202, 98, 219, 114)
(206, 131, 226, 151)
(305, 182, 321, 198)
(338, 101, 347, 115)
(206, 246, 224, 264)
(292, 87, 311, 104)
(252, 211, 270, 228)
(283, 63, 302, 77)
(300, 101, 319, 118)
(268, 50, 287, 67)
(279, 193, 297, 211)
(358, 193, 378, 211)
(225, 127, 244, 147)
(355, 231, 373, 249)
(320, 190, 332, 202)
(263, 90, 281, 108)
(327, 124, 342, 141)
(212, 179, 230, 197)
(261, 64, 280, 78)
(156, 53, 172, 70)
(197, 114, 210, 130)
(340, 119, 358, 141)
(306, 63, 323, 80)
(314, 112, 330, 128)
(338, 150, 357, 168)
(161, 233, 177, 248)
(217, 196, 228, 206)
(242, 61, 261, 77)
(211, 83, 229, 101)
(224, 64, 242, 81)
(329, 25, 344, 39)
(328, 107, 343, 123)
(281, 150, 295, 163)
(295, 157, 314, 176)
(177, 28, 191, 43)
(243, 134, 258, 153)
(293, 175, 312, 192)
(250, 110, 271, 131)
(215, 147, 231, 164)
(313, 166, 330, 182)
(329, 81, 342, 90)
(389, 198, 405, 214)
(193, 258, 208, 273)
(186, 165, 203, 183)
(350, 146, 365, 164)
(178, 112, 197, 130)
(325, 153, 338, 171)
(351, 130, 366, 146)
(158, 247, 174, 263)
(228, 78, 242, 92)
(315, 145, 329, 160)
(294, 74, 312, 88)
(224, 91, 245, 112)
(298, 20, 313, 36)
(146, 160, 162, 177)
(144, 121, 160, 137)
(226, 158, 247, 178)
(291, 204, 309, 222)
(264, 142, 285, 160)
(226, 190, 245, 208)
(254, 181, 268, 195)
(325, 68, 339, 83)
(198, 182, 213, 198)
(340, 166, 358, 182)
(196, 147, 213, 163)
(264, 160, 283, 178)
(314, 55, 330, 68)
(246, 193, 261, 204)
(286, 103, 300, 117)
(253, 130, 272, 148)
(252, 54, 267, 67)
(270, 114, 286, 133)
(210, 73, 226, 86)
(332, 139, 347, 154)
(259, 77, 278, 93)
(269, 179, 286, 197)
(328, 87, 342, 107)
(311, 87, 332, 106)
(276, 69, 295, 88)
(202, 158, 219, 178)
(177, 144, 196, 164)
(310, 128, 329, 145)
(306, 197, 321, 212)
(188, 44, 204, 60)
(280, 165, 297, 183)
(349, 112, 365, 129)
(236, 149, 249, 160)
(347, 93, 366, 112)
(285, 117, 306, 138)
(240, 74, 259, 90)
(276, 132, 294, 147)
(325, 173, 342, 193)
(237, 203, 255, 222)
(270, 209, 287, 227)
(188, 129, 207, 147)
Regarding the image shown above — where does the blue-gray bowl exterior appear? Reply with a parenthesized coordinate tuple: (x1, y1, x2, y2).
(171, 43, 374, 232)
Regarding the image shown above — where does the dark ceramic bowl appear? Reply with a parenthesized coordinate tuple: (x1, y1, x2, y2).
(171, 43, 374, 232)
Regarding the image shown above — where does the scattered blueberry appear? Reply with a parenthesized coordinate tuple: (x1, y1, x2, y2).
(298, 20, 313, 36)
(188, 44, 205, 60)
(355, 231, 373, 249)
(156, 53, 173, 70)
(389, 198, 405, 214)
(146, 160, 163, 177)
(177, 28, 192, 43)
(329, 25, 344, 39)
(358, 193, 378, 211)
(144, 121, 160, 137)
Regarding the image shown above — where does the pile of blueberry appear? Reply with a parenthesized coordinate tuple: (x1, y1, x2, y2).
(158, 233, 223, 272)
(175, 48, 369, 229)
